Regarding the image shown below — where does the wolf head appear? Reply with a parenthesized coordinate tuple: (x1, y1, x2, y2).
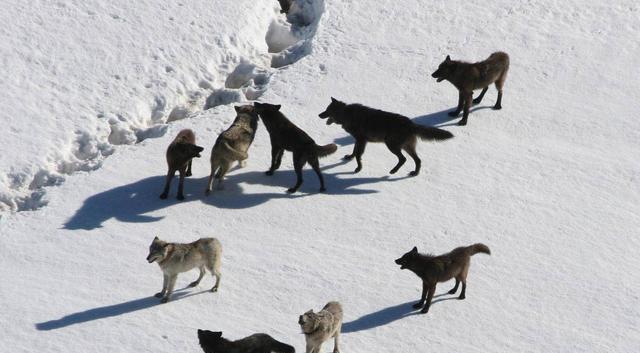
(395, 246, 419, 270)
(253, 102, 281, 114)
(146, 236, 170, 264)
(298, 309, 320, 334)
(431, 55, 456, 83)
(197, 329, 224, 353)
(234, 105, 259, 131)
(318, 97, 347, 125)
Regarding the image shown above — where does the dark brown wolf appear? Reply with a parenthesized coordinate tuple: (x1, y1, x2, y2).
(431, 51, 509, 126)
(198, 329, 295, 353)
(159, 129, 204, 200)
(395, 244, 491, 314)
(254, 102, 337, 193)
(318, 98, 453, 175)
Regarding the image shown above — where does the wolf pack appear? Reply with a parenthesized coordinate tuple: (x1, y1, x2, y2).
(148, 3, 510, 352)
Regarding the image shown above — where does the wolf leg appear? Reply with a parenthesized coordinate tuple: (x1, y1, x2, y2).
(420, 283, 437, 314)
(161, 275, 177, 303)
(308, 157, 326, 192)
(216, 161, 231, 190)
(189, 266, 205, 287)
(333, 332, 341, 353)
(160, 169, 175, 199)
(155, 274, 169, 298)
(352, 139, 367, 173)
(205, 159, 220, 195)
(448, 278, 460, 294)
(458, 92, 472, 126)
(386, 140, 406, 174)
(176, 167, 187, 200)
(267, 146, 284, 175)
(186, 160, 193, 177)
(493, 89, 503, 110)
(493, 74, 506, 110)
(459, 281, 467, 299)
(473, 87, 488, 105)
(403, 138, 421, 176)
(449, 91, 463, 117)
(287, 152, 306, 193)
(413, 281, 428, 308)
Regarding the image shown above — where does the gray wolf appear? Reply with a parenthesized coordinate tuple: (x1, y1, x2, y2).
(318, 98, 453, 175)
(395, 244, 490, 313)
(160, 129, 204, 200)
(299, 301, 343, 353)
(197, 329, 295, 353)
(146, 236, 222, 303)
(254, 102, 337, 193)
(205, 105, 259, 195)
(431, 51, 510, 125)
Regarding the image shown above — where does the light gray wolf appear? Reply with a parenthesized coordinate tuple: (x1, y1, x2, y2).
(205, 105, 259, 195)
(318, 98, 453, 175)
(299, 301, 343, 353)
(198, 329, 295, 353)
(395, 244, 490, 313)
(431, 52, 510, 125)
(160, 129, 204, 200)
(254, 102, 337, 193)
(146, 236, 222, 303)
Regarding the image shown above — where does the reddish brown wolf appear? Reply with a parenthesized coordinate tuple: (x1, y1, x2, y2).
(431, 52, 509, 126)
(160, 129, 204, 200)
(395, 244, 490, 314)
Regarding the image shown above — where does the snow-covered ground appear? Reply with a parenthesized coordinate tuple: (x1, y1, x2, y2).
(1, 0, 639, 352)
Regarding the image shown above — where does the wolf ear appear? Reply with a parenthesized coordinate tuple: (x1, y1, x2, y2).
(154, 236, 159, 241)
(331, 97, 337, 103)
(445, 55, 451, 62)
(234, 106, 241, 113)
(411, 246, 418, 253)
(273, 104, 281, 111)
(213, 331, 223, 338)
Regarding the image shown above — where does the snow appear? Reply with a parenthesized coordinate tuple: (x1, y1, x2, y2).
(1, 0, 639, 352)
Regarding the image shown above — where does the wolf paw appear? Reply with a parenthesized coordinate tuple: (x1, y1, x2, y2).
(409, 170, 419, 177)
(458, 295, 466, 300)
(420, 307, 430, 314)
(159, 193, 168, 199)
(457, 119, 467, 126)
(343, 154, 354, 161)
(492, 105, 502, 110)
(177, 194, 185, 201)
(389, 168, 399, 174)
(211, 287, 218, 293)
(448, 289, 457, 295)
(472, 98, 482, 105)
(186, 172, 193, 177)
(412, 302, 424, 309)
(286, 187, 297, 194)
(354, 166, 362, 173)
(160, 297, 170, 304)
(154, 292, 165, 298)
(188, 281, 200, 288)
(204, 189, 211, 196)
(265, 170, 274, 176)
(319, 187, 326, 193)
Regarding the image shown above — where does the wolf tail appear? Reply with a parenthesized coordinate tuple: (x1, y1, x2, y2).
(467, 243, 491, 256)
(413, 125, 454, 141)
(270, 340, 295, 353)
(221, 142, 248, 160)
(315, 143, 338, 158)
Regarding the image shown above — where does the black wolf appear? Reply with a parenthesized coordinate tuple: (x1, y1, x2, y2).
(431, 51, 510, 125)
(395, 244, 490, 314)
(318, 98, 453, 175)
(254, 102, 337, 193)
(198, 329, 294, 353)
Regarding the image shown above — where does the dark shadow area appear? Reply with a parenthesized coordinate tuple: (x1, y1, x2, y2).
(334, 134, 354, 146)
(341, 301, 418, 333)
(341, 293, 461, 333)
(35, 289, 207, 331)
(413, 106, 495, 127)
(64, 163, 398, 229)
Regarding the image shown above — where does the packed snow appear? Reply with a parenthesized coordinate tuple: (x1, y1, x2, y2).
(1, 0, 639, 352)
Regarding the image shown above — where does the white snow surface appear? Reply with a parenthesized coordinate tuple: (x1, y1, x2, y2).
(1, 0, 640, 352)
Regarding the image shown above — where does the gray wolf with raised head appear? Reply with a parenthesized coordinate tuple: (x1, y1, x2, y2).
(431, 51, 510, 125)
(395, 243, 490, 313)
(205, 105, 259, 194)
(197, 329, 295, 353)
(318, 98, 453, 175)
(254, 102, 337, 193)
(160, 129, 204, 200)
(147, 236, 222, 303)
(299, 301, 343, 353)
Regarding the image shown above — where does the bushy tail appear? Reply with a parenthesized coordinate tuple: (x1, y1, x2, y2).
(271, 340, 295, 353)
(413, 124, 454, 141)
(316, 143, 338, 158)
(467, 243, 491, 256)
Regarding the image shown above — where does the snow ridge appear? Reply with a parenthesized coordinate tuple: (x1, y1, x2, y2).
(0, 0, 324, 212)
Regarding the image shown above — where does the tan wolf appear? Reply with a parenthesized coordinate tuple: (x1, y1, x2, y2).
(146, 236, 222, 303)
(205, 105, 259, 195)
(395, 244, 490, 313)
(160, 129, 204, 200)
(299, 301, 343, 353)
(431, 51, 509, 126)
